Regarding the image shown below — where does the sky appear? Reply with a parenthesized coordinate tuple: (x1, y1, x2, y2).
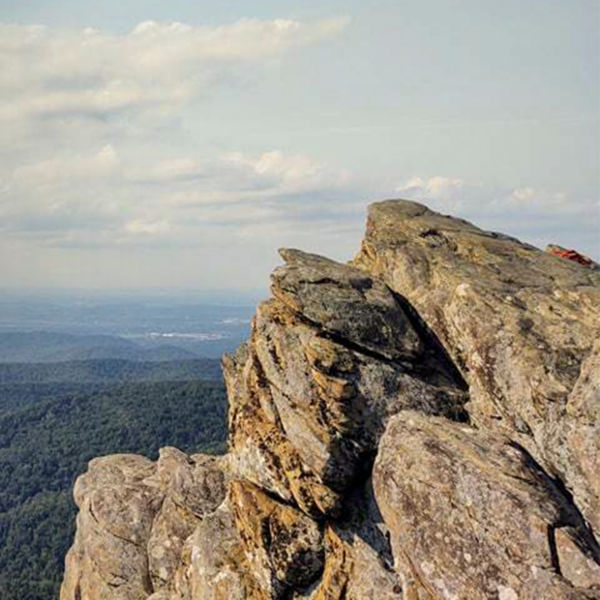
(0, 0, 598, 292)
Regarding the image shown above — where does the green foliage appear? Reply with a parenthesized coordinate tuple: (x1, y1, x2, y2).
(0, 357, 222, 385)
(0, 491, 75, 600)
(0, 374, 228, 600)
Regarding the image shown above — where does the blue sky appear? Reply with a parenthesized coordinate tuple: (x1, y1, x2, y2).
(0, 1, 598, 290)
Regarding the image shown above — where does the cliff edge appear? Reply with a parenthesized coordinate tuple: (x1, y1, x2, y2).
(61, 200, 600, 600)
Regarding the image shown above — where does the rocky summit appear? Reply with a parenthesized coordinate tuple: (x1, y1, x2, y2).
(60, 200, 600, 600)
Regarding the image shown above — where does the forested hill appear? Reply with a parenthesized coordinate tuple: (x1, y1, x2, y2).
(0, 357, 222, 384)
(0, 360, 228, 600)
(0, 331, 201, 362)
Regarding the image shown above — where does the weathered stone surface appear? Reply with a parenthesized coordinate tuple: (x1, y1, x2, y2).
(167, 501, 250, 600)
(224, 336, 345, 518)
(60, 449, 227, 600)
(272, 248, 423, 361)
(60, 454, 159, 600)
(306, 480, 404, 600)
(62, 199, 600, 600)
(354, 199, 600, 531)
(224, 248, 467, 519)
(373, 410, 600, 600)
(230, 479, 324, 598)
(547, 340, 600, 533)
(147, 449, 227, 591)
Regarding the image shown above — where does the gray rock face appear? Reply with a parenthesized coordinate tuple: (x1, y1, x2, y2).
(547, 341, 600, 535)
(229, 479, 324, 598)
(165, 501, 249, 600)
(61, 200, 600, 600)
(354, 200, 600, 533)
(225, 248, 467, 520)
(374, 411, 600, 599)
(273, 248, 423, 361)
(60, 449, 227, 600)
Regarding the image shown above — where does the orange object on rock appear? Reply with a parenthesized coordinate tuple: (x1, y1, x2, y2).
(546, 244, 596, 267)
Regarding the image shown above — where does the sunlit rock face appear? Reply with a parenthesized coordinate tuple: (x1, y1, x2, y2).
(61, 200, 600, 600)
(354, 200, 600, 535)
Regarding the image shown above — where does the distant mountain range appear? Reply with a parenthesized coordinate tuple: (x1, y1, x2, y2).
(0, 296, 246, 598)
(0, 331, 230, 362)
(0, 295, 254, 361)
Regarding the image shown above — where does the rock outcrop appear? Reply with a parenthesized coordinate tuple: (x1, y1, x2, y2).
(375, 411, 600, 599)
(353, 200, 600, 534)
(61, 449, 228, 600)
(61, 200, 600, 600)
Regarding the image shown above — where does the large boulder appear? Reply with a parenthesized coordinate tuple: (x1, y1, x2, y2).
(60, 449, 227, 600)
(374, 410, 600, 599)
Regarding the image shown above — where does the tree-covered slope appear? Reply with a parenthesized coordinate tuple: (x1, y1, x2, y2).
(0, 377, 228, 600)
(0, 358, 222, 385)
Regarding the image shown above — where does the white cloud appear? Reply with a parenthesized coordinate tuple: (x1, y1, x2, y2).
(395, 174, 595, 220)
(510, 186, 535, 201)
(0, 16, 354, 254)
(0, 17, 350, 123)
(396, 175, 464, 200)
(126, 149, 351, 201)
(123, 219, 171, 236)
(0, 15, 353, 257)
(221, 150, 351, 194)
(140, 158, 208, 183)
(2, 143, 597, 261)
(502, 186, 588, 214)
(0, 13, 353, 253)
(13, 145, 119, 186)
(1, 145, 355, 245)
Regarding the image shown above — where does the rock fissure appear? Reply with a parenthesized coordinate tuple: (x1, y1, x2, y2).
(509, 440, 600, 564)
(547, 524, 562, 576)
